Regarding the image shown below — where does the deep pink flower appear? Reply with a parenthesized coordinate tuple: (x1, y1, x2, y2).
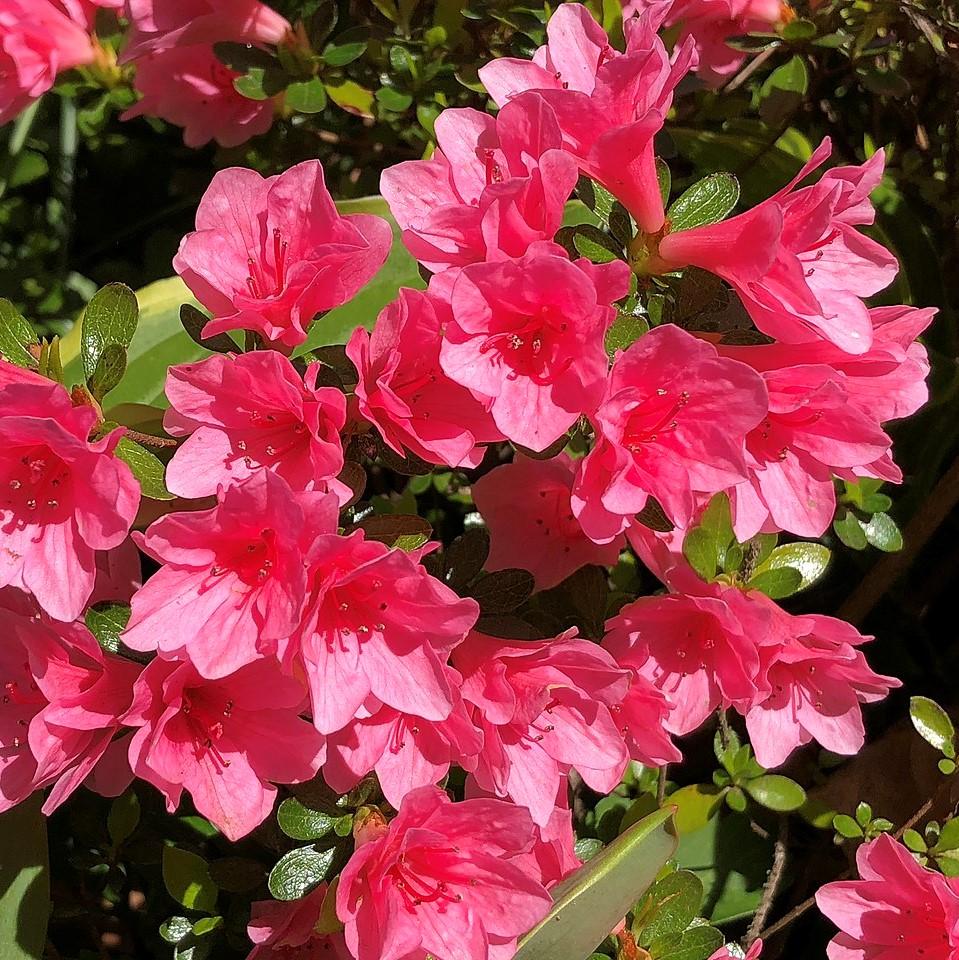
(381, 93, 578, 273)
(439, 244, 631, 452)
(0, 588, 139, 814)
(610, 668, 682, 767)
(125, 655, 324, 840)
(472, 453, 625, 589)
(816, 834, 959, 960)
(163, 351, 348, 501)
(745, 614, 899, 768)
(0, 363, 140, 622)
(603, 585, 776, 735)
(453, 630, 630, 827)
(174, 161, 392, 348)
(89, 537, 142, 606)
(570, 324, 767, 543)
(709, 940, 763, 960)
(122, 44, 275, 148)
(656, 140, 899, 354)
(288, 533, 478, 735)
(0, 0, 96, 124)
(122, 0, 291, 61)
(123, 472, 336, 679)
(247, 883, 350, 960)
(336, 786, 552, 960)
(624, 0, 786, 85)
(323, 676, 483, 808)
(347, 287, 502, 469)
(479, 4, 695, 233)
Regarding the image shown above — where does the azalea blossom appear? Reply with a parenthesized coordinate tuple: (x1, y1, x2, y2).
(247, 883, 350, 960)
(454, 630, 630, 827)
(479, 3, 695, 233)
(571, 324, 767, 543)
(323, 677, 483, 808)
(472, 453, 625, 589)
(381, 92, 578, 272)
(125, 655, 324, 841)
(745, 613, 900, 768)
(0, 0, 96, 125)
(655, 140, 898, 354)
(289, 532, 478, 735)
(0, 362, 139, 622)
(439, 243, 631, 452)
(89, 537, 142, 606)
(336, 786, 552, 960)
(123, 472, 337, 678)
(121, 44, 275, 148)
(122, 0, 291, 61)
(816, 833, 959, 960)
(347, 287, 503, 469)
(163, 351, 349, 501)
(173, 161, 392, 348)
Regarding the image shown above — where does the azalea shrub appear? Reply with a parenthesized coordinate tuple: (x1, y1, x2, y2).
(0, 2, 957, 960)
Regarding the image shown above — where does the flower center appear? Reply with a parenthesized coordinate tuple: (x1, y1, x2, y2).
(388, 850, 464, 910)
(483, 149, 504, 186)
(0, 447, 71, 526)
(211, 528, 277, 586)
(233, 409, 309, 470)
(246, 228, 289, 300)
(1, 660, 44, 754)
(622, 388, 690, 451)
(180, 692, 234, 770)
(478, 308, 572, 385)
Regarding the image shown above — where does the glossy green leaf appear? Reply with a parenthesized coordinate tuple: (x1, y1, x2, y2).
(667, 784, 725, 835)
(160, 916, 194, 944)
(746, 566, 803, 599)
(514, 809, 677, 960)
(322, 39, 367, 66)
(653, 925, 724, 960)
(162, 846, 219, 914)
(268, 845, 336, 901)
(605, 311, 648, 358)
(0, 795, 49, 959)
(863, 512, 903, 552)
(833, 509, 869, 549)
(744, 775, 807, 812)
(683, 528, 719, 582)
(471, 569, 535, 614)
(0, 298, 37, 368)
(667, 174, 740, 232)
(80, 283, 138, 384)
(277, 798, 336, 842)
(933, 818, 959, 853)
(910, 696, 956, 758)
(832, 814, 864, 839)
(115, 437, 174, 501)
(108, 790, 141, 847)
(89, 343, 127, 401)
(286, 77, 328, 113)
(750, 541, 831, 592)
(634, 870, 703, 946)
(572, 224, 623, 263)
(85, 601, 131, 654)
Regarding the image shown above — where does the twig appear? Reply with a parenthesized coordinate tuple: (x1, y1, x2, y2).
(722, 44, 781, 93)
(746, 818, 789, 945)
(755, 890, 820, 942)
(657, 765, 668, 807)
(124, 429, 177, 449)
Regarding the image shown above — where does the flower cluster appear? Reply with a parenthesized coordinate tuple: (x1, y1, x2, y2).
(0, 2, 944, 959)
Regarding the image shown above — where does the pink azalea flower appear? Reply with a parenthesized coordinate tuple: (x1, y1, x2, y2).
(0, 0, 96, 124)
(439, 244, 631, 452)
(624, 0, 786, 85)
(656, 140, 899, 354)
(122, 44, 275, 148)
(0, 363, 140, 622)
(816, 834, 959, 960)
(709, 939, 763, 960)
(603, 585, 776, 735)
(346, 287, 502, 469)
(336, 785, 552, 960)
(570, 324, 767, 543)
(745, 613, 900, 768)
(724, 361, 894, 539)
(122, 0, 291, 62)
(174, 161, 392, 348)
(380, 92, 578, 273)
(289, 532, 479, 735)
(453, 630, 630, 827)
(610, 668, 682, 767)
(0, 588, 139, 814)
(163, 351, 349, 501)
(323, 676, 483, 808)
(479, 4, 695, 233)
(247, 883, 350, 960)
(472, 453, 626, 589)
(89, 537, 142, 606)
(125, 655, 324, 841)
(123, 472, 336, 679)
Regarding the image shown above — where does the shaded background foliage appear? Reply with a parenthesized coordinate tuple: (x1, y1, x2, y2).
(1, 1, 958, 958)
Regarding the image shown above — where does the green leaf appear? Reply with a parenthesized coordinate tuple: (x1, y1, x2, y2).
(667, 174, 740, 232)
(286, 77, 328, 113)
(910, 696, 956, 758)
(89, 343, 127, 401)
(268, 845, 336, 901)
(162, 846, 219, 914)
(782, 17, 817, 40)
(744, 775, 807, 812)
(683, 528, 719, 582)
(85, 602, 131, 654)
(863, 512, 903, 552)
(656, 157, 671, 206)
(108, 790, 141, 848)
(902, 828, 927, 852)
(80, 283, 139, 385)
(277, 798, 336, 842)
(352, 514, 432, 547)
(759, 56, 808, 125)
(179, 304, 236, 354)
(750, 541, 831, 592)
(192, 916, 223, 937)
(745, 567, 803, 599)
(471, 569, 535, 614)
(0, 298, 37, 368)
(376, 86, 413, 112)
(233, 65, 287, 100)
(833, 509, 869, 549)
(0, 795, 49, 959)
(669, 785, 725, 834)
(115, 437, 174, 501)
(933, 818, 959, 853)
(605, 312, 649, 358)
(855, 802, 872, 827)
(654, 925, 724, 960)
(160, 916, 194, 944)
(322, 39, 368, 66)
(572, 224, 623, 263)
(634, 870, 703, 946)
(514, 809, 677, 960)
(940, 758, 957, 775)
(832, 814, 864, 840)
(635, 496, 675, 533)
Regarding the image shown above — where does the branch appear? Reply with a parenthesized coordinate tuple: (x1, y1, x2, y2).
(746, 818, 789, 945)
